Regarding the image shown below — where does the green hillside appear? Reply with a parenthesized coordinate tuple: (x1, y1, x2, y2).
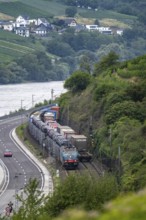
(59, 53, 146, 192)
(0, 0, 67, 18)
(0, 1, 52, 18)
(0, 30, 44, 62)
(19, 0, 67, 16)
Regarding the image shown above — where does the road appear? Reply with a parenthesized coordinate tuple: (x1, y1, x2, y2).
(0, 115, 44, 214)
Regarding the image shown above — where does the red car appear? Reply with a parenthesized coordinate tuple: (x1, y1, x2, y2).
(4, 149, 13, 157)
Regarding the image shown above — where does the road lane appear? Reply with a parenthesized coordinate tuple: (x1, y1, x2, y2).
(0, 115, 44, 214)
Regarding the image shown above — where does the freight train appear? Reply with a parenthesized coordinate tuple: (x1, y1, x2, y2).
(28, 104, 92, 169)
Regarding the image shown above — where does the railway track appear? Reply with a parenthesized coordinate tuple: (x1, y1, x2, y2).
(55, 159, 105, 181)
(80, 161, 100, 178)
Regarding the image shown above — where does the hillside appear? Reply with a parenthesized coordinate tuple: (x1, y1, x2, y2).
(0, 0, 67, 18)
(0, 0, 146, 84)
(59, 53, 146, 192)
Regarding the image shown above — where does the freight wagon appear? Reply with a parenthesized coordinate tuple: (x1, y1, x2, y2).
(69, 134, 92, 162)
(28, 104, 92, 168)
(29, 108, 79, 169)
(56, 126, 92, 162)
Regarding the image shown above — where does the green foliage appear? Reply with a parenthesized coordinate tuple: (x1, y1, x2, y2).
(79, 55, 92, 74)
(64, 70, 91, 93)
(58, 92, 71, 108)
(0, 62, 28, 84)
(65, 6, 77, 17)
(125, 83, 146, 102)
(15, 51, 54, 82)
(46, 40, 75, 57)
(94, 51, 119, 76)
(93, 75, 127, 101)
(117, 55, 146, 79)
(97, 189, 146, 220)
(104, 91, 130, 111)
(105, 100, 145, 124)
(60, 53, 146, 192)
(44, 174, 119, 217)
(12, 179, 45, 220)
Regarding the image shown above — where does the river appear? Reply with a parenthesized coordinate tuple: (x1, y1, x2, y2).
(0, 81, 66, 117)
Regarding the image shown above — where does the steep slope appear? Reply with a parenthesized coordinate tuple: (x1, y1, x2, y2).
(59, 53, 146, 191)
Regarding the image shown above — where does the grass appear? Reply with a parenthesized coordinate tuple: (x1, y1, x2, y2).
(0, 40, 34, 52)
(0, 12, 14, 20)
(19, 0, 67, 16)
(0, 30, 45, 62)
(78, 8, 137, 28)
(78, 8, 137, 20)
(0, 53, 12, 62)
(0, 1, 51, 18)
(0, 0, 67, 18)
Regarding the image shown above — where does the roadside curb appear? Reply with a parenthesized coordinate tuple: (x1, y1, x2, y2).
(0, 160, 6, 195)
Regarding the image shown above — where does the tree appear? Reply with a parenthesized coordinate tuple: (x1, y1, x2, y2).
(79, 55, 92, 74)
(94, 19, 99, 25)
(64, 70, 91, 92)
(65, 6, 77, 17)
(94, 51, 119, 76)
(138, 12, 146, 25)
(12, 179, 45, 220)
(47, 41, 75, 57)
(44, 174, 118, 217)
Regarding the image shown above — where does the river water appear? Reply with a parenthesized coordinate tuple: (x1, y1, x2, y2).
(0, 81, 66, 117)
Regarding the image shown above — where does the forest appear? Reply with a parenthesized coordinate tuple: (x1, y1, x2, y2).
(60, 52, 146, 191)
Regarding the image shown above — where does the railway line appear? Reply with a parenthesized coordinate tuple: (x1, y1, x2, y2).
(28, 104, 105, 181)
(57, 158, 104, 181)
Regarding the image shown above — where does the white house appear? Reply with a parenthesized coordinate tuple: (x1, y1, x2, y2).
(37, 18, 50, 26)
(97, 27, 112, 34)
(28, 19, 37, 26)
(33, 23, 47, 36)
(0, 21, 14, 31)
(86, 25, 98, 31)
(64, 18, 77, 27)
(116, 29, 123, 36)
(15, 15, 29, 27)
(15, 26, 30, 37)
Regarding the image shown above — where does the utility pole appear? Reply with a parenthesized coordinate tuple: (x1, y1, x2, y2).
(21, 99, 24, 111)
(51, 89, 54, 103)
(14, 174, 18, 211)
(32, 94, 35, 108)
(89, 116, 93, 137)
(118, 146, 121, 176)
(42, 142, 45, 158)
(109, 128, 112, 155)
(67, 105, 69, 125)
(109, 128, 112, 170)
(21, 99, 24, 125)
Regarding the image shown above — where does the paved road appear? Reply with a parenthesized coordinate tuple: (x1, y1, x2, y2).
(0, 115, 46, 214)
